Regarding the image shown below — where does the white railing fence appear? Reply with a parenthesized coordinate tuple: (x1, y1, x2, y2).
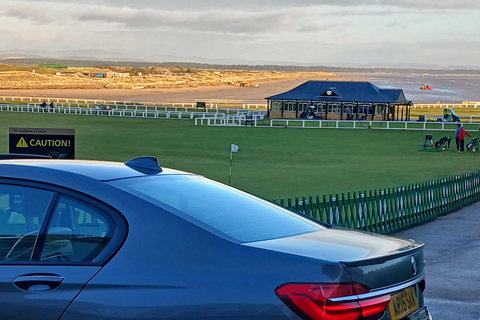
(195, 117, 480, 131)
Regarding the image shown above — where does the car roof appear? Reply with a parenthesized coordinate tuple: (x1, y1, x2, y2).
(0, 157, 187, 182)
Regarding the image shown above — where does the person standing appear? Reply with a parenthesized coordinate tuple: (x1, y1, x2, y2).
(345, 106, 352, 120)
(459, 125, 471, 152)
(455, 124, 462, 151)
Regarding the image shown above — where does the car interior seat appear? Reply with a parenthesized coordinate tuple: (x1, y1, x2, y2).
(5, 227, 73, 261)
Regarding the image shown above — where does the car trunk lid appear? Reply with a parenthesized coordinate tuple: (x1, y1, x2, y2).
(246, 227, 424, 289)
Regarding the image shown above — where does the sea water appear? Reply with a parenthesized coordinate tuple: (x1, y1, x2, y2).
(343, 72, 480, 104)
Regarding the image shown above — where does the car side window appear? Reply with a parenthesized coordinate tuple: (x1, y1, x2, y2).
(0, 184, 53, 262)
(40, 196, 114, 262)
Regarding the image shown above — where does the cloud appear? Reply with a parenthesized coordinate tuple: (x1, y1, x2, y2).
(104, 0, 480, 10)
(379, 0, 480, 10)
(79, 0, 480, 10)
(1, 0, 479, 68)
(1, 2, 59, 24)
(3, 0, 479, 35)
(0, 2, 330, 35)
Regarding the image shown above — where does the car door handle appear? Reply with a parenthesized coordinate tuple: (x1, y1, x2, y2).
(13, 274, 64, 292)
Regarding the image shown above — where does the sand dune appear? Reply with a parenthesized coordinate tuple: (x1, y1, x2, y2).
(0, 67, 340, 104)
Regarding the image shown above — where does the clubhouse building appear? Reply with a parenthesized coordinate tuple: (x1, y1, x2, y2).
(266, 80, 412, 121)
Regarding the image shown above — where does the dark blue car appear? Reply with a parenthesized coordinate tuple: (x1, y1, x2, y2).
(0, 157, 432, 320)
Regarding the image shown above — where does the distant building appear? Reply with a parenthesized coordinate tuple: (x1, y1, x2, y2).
(266, 80, 412, 121)
(54, 71, 78, 76)
(105, 72, 130, 78)
(82, 73, 106, 78)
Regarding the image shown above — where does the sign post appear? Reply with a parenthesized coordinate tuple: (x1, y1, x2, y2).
(9, 127, 76, 159)
(196, 102, 206, 112)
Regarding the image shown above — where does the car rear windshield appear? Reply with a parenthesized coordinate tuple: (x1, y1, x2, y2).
(110, 175, 323, 243)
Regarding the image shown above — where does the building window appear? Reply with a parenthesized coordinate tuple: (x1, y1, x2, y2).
(271, 101, 282, 111)
(298, 102, 309, 113)
(358, 104, 372, 115)
(313, 103, 324, 113)
(376, 105, 385, 115)
(327, 104, 341, 114)
(284, 101, 297, 112)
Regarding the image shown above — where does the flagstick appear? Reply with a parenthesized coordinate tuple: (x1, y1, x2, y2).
(228, 149, 233, 185)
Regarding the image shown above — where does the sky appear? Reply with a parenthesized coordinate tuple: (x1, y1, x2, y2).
(1, 0, 480, 69)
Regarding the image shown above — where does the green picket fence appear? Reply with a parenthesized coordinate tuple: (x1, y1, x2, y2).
(274, 170, 480, 234)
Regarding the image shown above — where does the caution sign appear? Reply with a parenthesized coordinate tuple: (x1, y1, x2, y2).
(16, 137, 28, 148)
(9, 127, 75, 159)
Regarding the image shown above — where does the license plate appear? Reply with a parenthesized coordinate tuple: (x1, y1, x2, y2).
(388, 287, 419, 320)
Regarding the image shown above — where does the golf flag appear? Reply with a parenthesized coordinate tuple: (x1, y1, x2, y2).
(229, 144, 239, 185)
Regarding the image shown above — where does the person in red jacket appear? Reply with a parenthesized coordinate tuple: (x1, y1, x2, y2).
(459, 125, 471, 152)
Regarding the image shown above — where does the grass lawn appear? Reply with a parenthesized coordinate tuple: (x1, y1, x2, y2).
(410, 106, 480, 122)
(1, 112, 479, 201)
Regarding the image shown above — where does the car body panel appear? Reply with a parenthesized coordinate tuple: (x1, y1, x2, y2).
(0, 266, 100, 320)
(342, 246, 424, 289)
(246, 228, 416, 263)
(247, 228, 424, 289)
(60, 197, 349, 319)
(0, 158, 430, 320)
(61, 245, 349, 319)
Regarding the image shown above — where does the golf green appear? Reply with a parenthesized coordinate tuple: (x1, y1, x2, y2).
(1, 112, 478, 201)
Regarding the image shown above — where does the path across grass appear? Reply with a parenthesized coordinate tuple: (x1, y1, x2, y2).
(1, 113, 479, 200)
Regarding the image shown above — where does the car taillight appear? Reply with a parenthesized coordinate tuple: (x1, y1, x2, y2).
(275, 283, 391, 320)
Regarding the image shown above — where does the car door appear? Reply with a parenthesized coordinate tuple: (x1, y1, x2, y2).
(0, 265, 102, 320)
(0, 183, 123, 320)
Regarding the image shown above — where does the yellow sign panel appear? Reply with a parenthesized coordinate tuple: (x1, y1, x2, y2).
(16, 137, 28, 148)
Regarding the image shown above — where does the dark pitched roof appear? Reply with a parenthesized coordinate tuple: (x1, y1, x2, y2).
(266, 80, 410, 104)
